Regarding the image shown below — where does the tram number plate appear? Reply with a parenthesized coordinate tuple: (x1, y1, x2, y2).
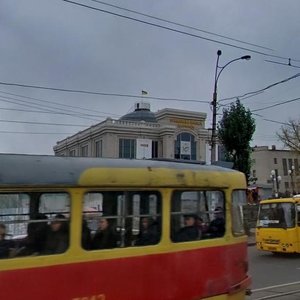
(268, 246, 276, 251)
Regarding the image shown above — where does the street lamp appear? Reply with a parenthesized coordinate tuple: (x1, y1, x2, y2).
(210, 50, 251, 163)
(270, 170, 282, 198)
(288, 165, 295, 195)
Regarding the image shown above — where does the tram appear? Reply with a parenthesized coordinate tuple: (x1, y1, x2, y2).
(0, 154, 251, 300)
(256, 197, 300, 253)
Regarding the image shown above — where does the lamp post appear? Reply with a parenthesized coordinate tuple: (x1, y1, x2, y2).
(210, 50, 251, 163)
(270, 170, 282, 198)
(288, 165, 295, 195)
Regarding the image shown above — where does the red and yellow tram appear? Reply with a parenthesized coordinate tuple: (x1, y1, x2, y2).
(0, 154, 250, 300)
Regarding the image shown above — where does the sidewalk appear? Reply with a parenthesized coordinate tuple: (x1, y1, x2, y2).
(247, 233, 256, 246)
(247, 228, 256, 246)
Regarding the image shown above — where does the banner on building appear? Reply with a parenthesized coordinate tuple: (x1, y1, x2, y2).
(180, 141, 191, 155)
(136, 139, 152, 159)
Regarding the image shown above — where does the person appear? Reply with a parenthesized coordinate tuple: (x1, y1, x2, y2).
(135, 217, 160, 246)
(82, 219, 92, 250)
(0, 223, 14, 258)
(91, 218, 117, 250)
(196, 217, 208, 236)
(17, 213, 49, 256)
(43, 214, 69, 255)
(173, 214, 200, 242)
(208, 207, 225, 238)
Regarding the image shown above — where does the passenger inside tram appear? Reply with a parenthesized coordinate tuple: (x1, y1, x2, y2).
(91, 217, 118, 250)
(43, 214, 69, 255)
(134, 217, 160, 246)
(173, 214, 200, 242)
(0, 223, 14, 259)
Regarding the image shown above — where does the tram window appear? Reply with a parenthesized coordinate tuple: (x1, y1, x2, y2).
(0, 193, 30, 239)
(232, 190, 247, 236)
(0, 192, 70, 258)
(82, 191, 161, 250)
(171, 190, 225, 242)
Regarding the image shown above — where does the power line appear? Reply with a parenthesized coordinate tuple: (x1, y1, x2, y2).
(0, 95, 108, 121)
(0, 119, 89, 127)
(88, 0, 273, 51)
(0, 81, 209, 103)
(0, 90, 120, 118)
(219, 73, 300, 103)
(0, 131, 74, 135)
(265, 59, 300, 68)
(61, 0, 293, 60)
(251, 96, 300, 112)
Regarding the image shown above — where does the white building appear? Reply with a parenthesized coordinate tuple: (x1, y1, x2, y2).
(251, 145, 300, 197)
(54, 103, 209, 162)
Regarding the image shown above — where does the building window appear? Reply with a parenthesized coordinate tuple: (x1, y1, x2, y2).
(285, 182, 289, 189)
(252, 170, 256, 178)
(81, 145, 88, 157)
(274, 158, 277, 164)
(95, 140, 102, 157)
(69, 149, 76, 157)
(174, 132, 196, 160)
(152, 141, 158, 158)
(282, 158, 288, 176)
(294, 159, 299, 175)
(119, 139, 136, 159)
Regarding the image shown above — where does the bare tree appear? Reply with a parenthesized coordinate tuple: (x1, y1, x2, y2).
(277, 119, 300, 154)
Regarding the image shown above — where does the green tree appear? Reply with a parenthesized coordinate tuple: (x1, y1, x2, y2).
(217, 99, 256, 182)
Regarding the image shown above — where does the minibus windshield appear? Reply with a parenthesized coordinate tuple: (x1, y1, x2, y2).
(257, 202, 295, 228)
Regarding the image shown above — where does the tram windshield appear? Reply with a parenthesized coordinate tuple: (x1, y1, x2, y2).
(257, 202, 295, 228)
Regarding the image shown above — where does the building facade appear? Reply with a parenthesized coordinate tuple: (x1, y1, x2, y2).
(53, 103, 209, 162)
(251, 145, 300, 197)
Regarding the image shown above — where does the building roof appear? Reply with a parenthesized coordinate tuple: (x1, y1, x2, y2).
(120, 102, 157, 123)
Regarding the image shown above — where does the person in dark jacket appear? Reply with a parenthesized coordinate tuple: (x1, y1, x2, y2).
(43, 214, 69, 255)
(174, 214, 200, 242)
(81, 219, 92, 250)
(208, 207, 225, 238)
(91, 218, 117, 250)
(17, 213, 49, 256)
(135, 217, 160, 246)
(0, 223, 14, 259)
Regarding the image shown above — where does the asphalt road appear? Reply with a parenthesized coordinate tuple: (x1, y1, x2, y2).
(247, 245, 300, 299)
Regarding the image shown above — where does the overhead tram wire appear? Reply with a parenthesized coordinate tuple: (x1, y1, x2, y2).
(0, 94, 110, 121)
(251, 96, 300, 112)
(0, 90, 120, 118)
(88, 0, 273, 51)
(0, 130, 74, 135)
(265, 59, 300, 68)
(218, 72, 300, 103)
(0, 81, 209, 104)
(0, 119, 90, 127)
(61, 0, 295, 61)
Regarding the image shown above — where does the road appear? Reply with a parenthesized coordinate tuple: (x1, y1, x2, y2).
(247, 246, 300, 299)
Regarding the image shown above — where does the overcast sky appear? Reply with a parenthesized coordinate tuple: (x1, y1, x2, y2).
(0, 0, 299, 158)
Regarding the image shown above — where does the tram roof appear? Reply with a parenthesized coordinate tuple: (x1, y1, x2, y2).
(0, 154, 244, 188)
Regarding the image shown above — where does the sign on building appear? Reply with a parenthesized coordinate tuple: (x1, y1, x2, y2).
(136, 139, 152, 159)
(180, 141, 191, 155)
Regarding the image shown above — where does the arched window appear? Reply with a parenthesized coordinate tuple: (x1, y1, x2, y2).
(174, 132, 196, 160)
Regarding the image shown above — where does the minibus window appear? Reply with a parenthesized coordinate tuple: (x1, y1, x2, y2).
(232, 190, 247, 236)
(297, 205, 300, 226)
(171, 190, 225, 243)
(258, 202, 295, 228)
(82, 191, 161, 250)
